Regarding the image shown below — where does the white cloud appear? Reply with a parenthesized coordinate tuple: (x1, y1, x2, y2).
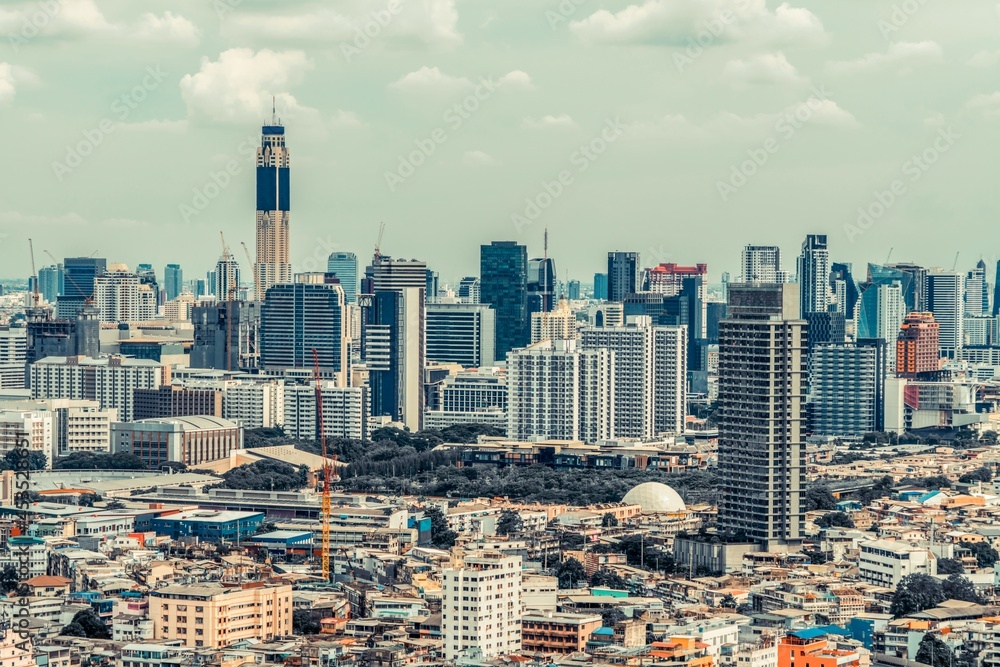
(498, 70, 536, 91)
(329, 110, 366, 128)
(389, 66, 471, 94)
(224, 0, 461, 49)
(133, 11, 200, 45)
(966, 91, 1000, 118)
(120, 119, 189, 133)
(463, 150, 497, 166)
(569, 0, 825, 48)
(0, 63, 36, 107)
(521, 114, 579, 130)
(723, 52, 807, 87)
(180, 49, 314, 124)
(968, 49, 1000, 68)
(827, 41, 943, 75)
(0, 1, 197, 44)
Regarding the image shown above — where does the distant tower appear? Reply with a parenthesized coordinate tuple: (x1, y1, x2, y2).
(255, 101, 292, 296)
(797, 234, 830, 315)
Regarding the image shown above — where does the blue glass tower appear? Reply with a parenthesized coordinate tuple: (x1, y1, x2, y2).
(326, 252, 358, 304)
(480, 241, 528, 361)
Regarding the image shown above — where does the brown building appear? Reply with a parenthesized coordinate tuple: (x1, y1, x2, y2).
(134, 385, 223, 420)
(896, 312, 939, 378)
(522, 613, 603, 654)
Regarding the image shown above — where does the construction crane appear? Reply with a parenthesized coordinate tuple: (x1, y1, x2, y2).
(28, 239, 40, 307)
(952, 252, 960, 271)
(373, 222, 386, 264)
(240, 241, 262, 302)
(220, 232, 239, 372)
(313, 348, 332, 582)
(45, 249, 96, 306)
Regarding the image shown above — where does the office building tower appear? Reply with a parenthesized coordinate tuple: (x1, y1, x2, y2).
(797, 235, 830, 315)
(717, 283, 805, 550)
(426, 301, 495, 367)
(706, 302, 727, 343)
(133, 385, 223, 421)
(531, 299, 577, 344)
(260, 276, 348, 384)
(194, 279, 207, 299)
(38, 264, 63, 304)
(830, 262, 859, 320)
(136, 263, 160, 306)
(424, 367, 508, 430)
(457, 276, 481, 304)
(164, 264, 183, 302)
(283, 383, 369, 441)
(255, 114, 292, 295)
(326, 252, 358, 304)
(220, 380, 284, 429)
(191, 301, 262, 372)
(809, 341, 885, 438)
(593, 273, 608, 301)
(443, 552, 522, 661)
(857, 282, 906, 355)
(896, 312, 940, 378)
(925, 270, 964, 358)
(57, 257, 107, 318)
(506, 339, 613, 443)
(741, 245, 784, 283)
(481, 242, 529, 360)
(622, 276, 705, 373)
(111, 416, 243, 469)
(607, 251, 639, 302)
(25, 306, 100, 374)
(805, 312, 845, 351)
(214, 251, 241, 302)
(31, 355, 168, 421)
(94, 265, 157, 323)
(567, 280, 581, 300)
(964, 314, 995, 346)
(426, 269, 440, 303)
(648, 263, 707, 297)
(877, 262, 927, 312)
(0, 327, 26, 389)
(527, 257, 557, 314)
(994, 260, 1000, 317)
(580, 318, 686, 438)
(0, 410, 54, 467)
(967, 260, 989, 316)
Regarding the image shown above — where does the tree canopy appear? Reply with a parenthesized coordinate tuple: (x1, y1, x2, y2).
(54, 451, 146, 470)
(557, 558, 587, 589)
(218, 459, 308, 491)
(890, 573, 946, 617)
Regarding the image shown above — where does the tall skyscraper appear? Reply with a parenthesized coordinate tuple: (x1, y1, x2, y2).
(883, 262, 928, 312)
(326, 252, 358, 304)
(994, 261, 1000, 317)
(830, 262, 859, 320)
(741, 245, 786, 283)
(593, 273, 608, 301)
(896, 312, 940, 378)
(809, 341, 885, 438)
(857, 282, 905, 355)
(443, 552, 522, 661)
(717, 283, 805, 550)
(57, 257, 107, 318)
(797, 234, 830, 315)
(255, 113, 292, 295)
(164, 264, 183, 302)
(607, 251, 639, 302)
(480, 242, 528, 360)
(260, 274, 349, 385)
(191, 301, 261, 372)
(426, 301, 495, 367)
(37, 264, 64, 304)
(94, 265, 157, 323)
(925, 269, 964, 358)
(457, 276, 480, 304)
(214, 250, 241, 302)
(966, 260, 989, 316)
(527, 257, 557, 314)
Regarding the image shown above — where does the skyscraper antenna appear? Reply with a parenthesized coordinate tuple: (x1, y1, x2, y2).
(272, 96, 277, 125)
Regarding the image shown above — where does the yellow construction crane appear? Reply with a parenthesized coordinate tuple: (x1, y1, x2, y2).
(240, 241, 262, 301)
(28, 239, 40, 307)
(313, 349, 332, 582)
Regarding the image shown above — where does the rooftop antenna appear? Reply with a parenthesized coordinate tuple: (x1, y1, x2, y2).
(271, 95, 277, 125)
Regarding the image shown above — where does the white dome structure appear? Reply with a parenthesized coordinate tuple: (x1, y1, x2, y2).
(623, 482, 686, 513)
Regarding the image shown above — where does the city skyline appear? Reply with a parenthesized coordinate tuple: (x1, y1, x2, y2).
(2, 1, 1000, 281)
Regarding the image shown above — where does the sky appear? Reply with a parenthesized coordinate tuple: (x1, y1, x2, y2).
(1, 0, 999, 287)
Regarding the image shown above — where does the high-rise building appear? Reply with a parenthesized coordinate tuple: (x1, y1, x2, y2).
(57, 257, 106, 318)
(221, 380, 284, 429)
(30, 355, 168, 421)
(133, 385, 223, 421)
(255, 115, 292, 295)
(0, 327, 26, 389)
(326, 252, 358, 304)
(94, 265, 157, 323)
(25, 306, 100, 380)
(426, 301, 495, 367)
(717, 283, 805, 550)
(607, 251, 639, 302)
(442, 552, 522, 661)
(567, 280, 581, 300)
(260, 275, 349, 384)
(741, 245, 786, 283)
(593, 273, 608, 301)
(531, 299, 577, 344)
(830, 262, 859, 320)
(164, 264, 183, 302)
(527, 257, 557, 314)
(857, 282, 905, 356)
(214, 251, 241, 302)
(880, 262, 927, 312)
(424, 367, 508, 430)
(506, 339, 613, 443)
(994, 261, 1000, 317)
(648, 263, 707, 297)
(896, 312, 940, 378)
(809, 341, 885, 438)
(38, 264, 64, 304)
(481, 242, 529, 360)
(283, 383, 369, 441)
(580, 317, 686, 438)
(797, 235, 830, 315)
(426, 269, 440, 303)
(190, 301, 261, 372)
(925, 269, 964, 358)
(966, 260, 989, 316)
(458, 276, 481, 304)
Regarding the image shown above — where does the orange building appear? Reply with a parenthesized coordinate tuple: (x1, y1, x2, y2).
(897, 312, 939, 378)
(778, 631, 860, 667)
(522, 613, 603, 654)
(648, 637, 713, 667)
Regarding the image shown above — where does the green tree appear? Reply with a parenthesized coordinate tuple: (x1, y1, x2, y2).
(496, 509, 523, 536)
(890, 573, 945, 617)
(218, 459, 309, 492)
(960, 540, 999, 568)
(557, 558, 587, 589)
(0, 565, 20, 594)
(815, 512, 854, 529)
(803, 484, 837, 512)
(941, 573, 984, 603)
(63, 609, 110, 639)
(590, 569, 628, 590)
(936, 558, 964, 575)
(959, 466, 993, 484)
(914, 633, 953, 667)
(424, 506, 458, 549)
(719, 594, 738, 609)
(601, 607, 626, 627)
(602, 513, 620, 528)
(293, 609, 323, 635)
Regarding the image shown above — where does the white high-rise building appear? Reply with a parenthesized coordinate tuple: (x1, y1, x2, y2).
(580, 318, 687, 438)
(443, 552, 522, 661)
(55, 401, 117, 455)
(796, 234, 830, 315)
(95, 266, 156, 323)
(214, 252, 241, 302)
(530, 299, 578, 344)
(926, 270, 965, 358)
(30, 355, 166, 421)
(223, 380, 285, 429)
(967, 260, 989, 316)
(283, 383, 369, 441)
(0, 410, 54, 466)
(506, 339, 613, 444)
(741, 245, 786, 284)
(0, 326, 26, 389)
